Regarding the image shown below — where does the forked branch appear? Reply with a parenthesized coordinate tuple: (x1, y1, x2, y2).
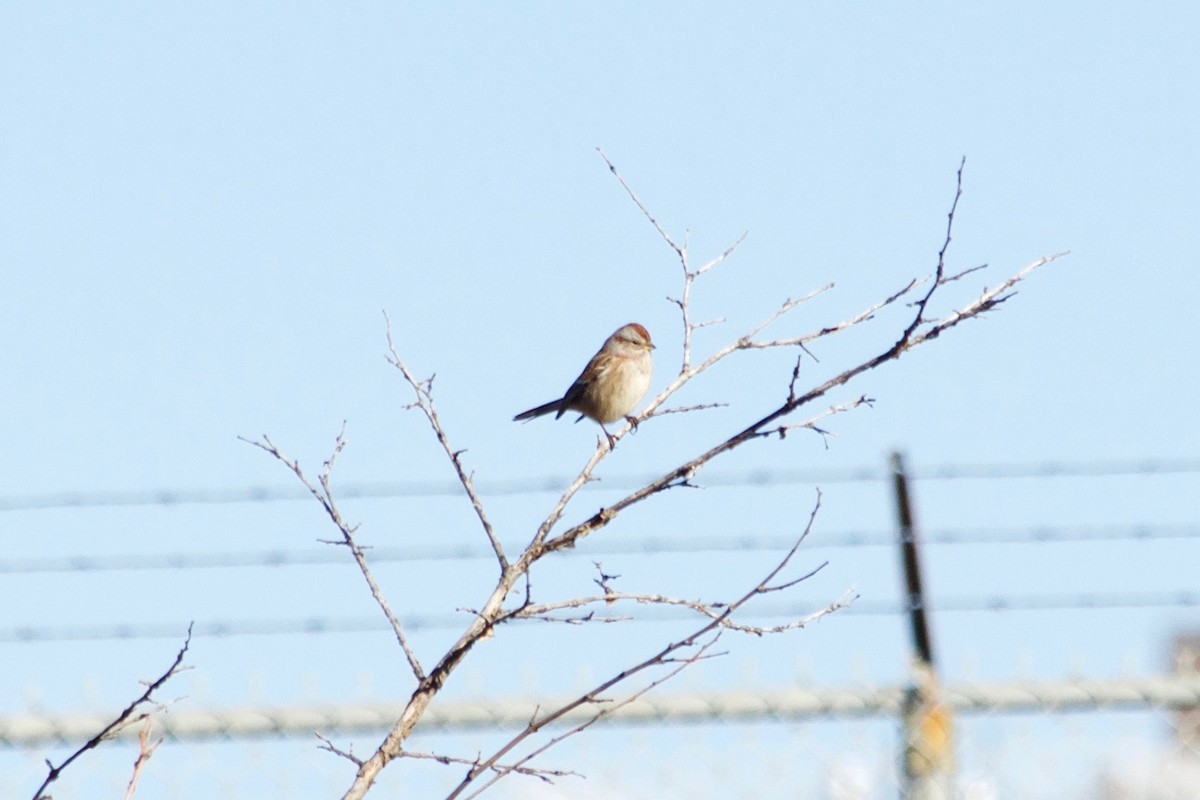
(30, 626, 192, 800)
(246, 154, 1064, 800)
(383, 312, 508, 574)
(447, 494, 839, 798)
(527, 158, 1065, 555)
(240, 431, 426, 683)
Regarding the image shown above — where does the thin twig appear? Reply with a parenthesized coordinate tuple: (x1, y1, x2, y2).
(596, 147, 683, 257)
(650, 402, 730, 416)
(384, 312, 508, 573)
(399, 748, 581, 783)
(317, 732, 364, 766)
(449, 494, 828, 799)
(596, 149, 750, 374)
(241, 431, 426, 682)
(460, 634, 724, 800)
(898, 155, 965, 345)
(695, 232, 748, 276)
(31, 626, 192, 800)
(523, 283, 846, 553)
(273, 155, 1065, 800)
(532, 160, 1065, 555)
(508, 578, 854, 636)
(121, 720, 163, 800)
(940, 263, 988, 284)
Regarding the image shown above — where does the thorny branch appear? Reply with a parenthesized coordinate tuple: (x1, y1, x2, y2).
(248, 155, 1065, 799)
(31, 626, 192, 800)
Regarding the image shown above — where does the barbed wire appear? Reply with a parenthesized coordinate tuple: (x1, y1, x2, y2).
(4, 591, 1198, 643)
(5, 676, 1199, 746)
(2, 522, 1195, 575)
(2, 457, 1197, 512)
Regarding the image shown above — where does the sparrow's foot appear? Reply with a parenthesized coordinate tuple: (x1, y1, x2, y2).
(624, 414, 640, 432)
(600, 424, 617, 450)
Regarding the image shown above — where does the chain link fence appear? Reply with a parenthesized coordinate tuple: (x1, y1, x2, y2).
(5, 675, 1199, 799)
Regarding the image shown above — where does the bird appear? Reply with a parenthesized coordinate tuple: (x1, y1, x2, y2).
(514, 322, 654, 448)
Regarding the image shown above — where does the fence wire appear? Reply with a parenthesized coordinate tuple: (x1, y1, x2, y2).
(5, 679, 1199, 800)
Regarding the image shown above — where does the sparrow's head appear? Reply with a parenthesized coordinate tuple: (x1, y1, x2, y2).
(613, 323, 654, 351)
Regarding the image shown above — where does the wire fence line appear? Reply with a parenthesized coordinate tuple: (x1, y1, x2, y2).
(4, 714, 1196, 800)
(4, 522, 1197, 576)
(5, 591, 1200, 644)
(5, 676, 1199, 747)
(2, 457, 1197, 512)
(6, 458, 1196, 798)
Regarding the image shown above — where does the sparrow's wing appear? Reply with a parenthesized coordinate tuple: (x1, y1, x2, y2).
(555, 376, 588, 419)
(555, 350, 610, 419)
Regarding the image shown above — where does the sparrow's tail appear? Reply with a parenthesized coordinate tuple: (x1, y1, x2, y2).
(513, 399, 563, 422)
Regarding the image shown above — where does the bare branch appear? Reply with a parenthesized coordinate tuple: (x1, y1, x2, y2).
(518, 610, 632, 625)
(523, 280, 846, 554)
(625, 276, 907, 454)
(534, 160, 1065, 555)
(898, 155, 965, 344)
(650, 401, 730, 417)
(121, 720, 163, 800)
(250, 155, 1064, 800)
(527, 442, 611, 551)
(384, 312, 508, 573)
(940, 262, 988, 284)
(508, 581, 852, 636)
(459, 633, 724, 800)
(398, 748, 580, 783)
(596, 147, 683, 258)
(317, 732, 365, 766)
(333, 246, 1066, 798)
(695, 231, 748, 276)
(763, 396, 875, 443)
(450, 493, 828, 798)
(921, 251, 1067, 338)
(241, 431, 426, 682)
(598, 152, 754, 374)
(31, 626, 192, 800)
(730, 278, 918, 352)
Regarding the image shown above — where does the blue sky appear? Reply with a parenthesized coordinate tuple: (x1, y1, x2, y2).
(3, 3, 1198, 798)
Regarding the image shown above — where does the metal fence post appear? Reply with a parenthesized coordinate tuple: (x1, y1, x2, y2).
(892, 451, 956, 800)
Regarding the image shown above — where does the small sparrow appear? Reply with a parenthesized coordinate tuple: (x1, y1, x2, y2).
(514, 323, 654, 447)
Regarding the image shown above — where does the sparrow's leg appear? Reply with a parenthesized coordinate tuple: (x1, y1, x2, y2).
(600, 423, 617, 450)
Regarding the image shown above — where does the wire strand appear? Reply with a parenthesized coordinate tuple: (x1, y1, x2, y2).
(2, 522, 1194, 575)
(2, 457, 1197, 512)
(4, 592, 1198, 643)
